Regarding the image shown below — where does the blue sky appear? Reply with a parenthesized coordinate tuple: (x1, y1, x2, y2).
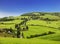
(0, 0, 60, 17)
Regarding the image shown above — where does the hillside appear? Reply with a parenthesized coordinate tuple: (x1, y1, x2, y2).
(0, 12, 60, 44)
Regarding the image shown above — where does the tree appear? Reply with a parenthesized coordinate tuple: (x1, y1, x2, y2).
(26, 26, 28, 30)
(9, 16, 14, 19)
(17, 27, 20, 38)
(45, 18, 51, 24)
(1, 17, 8, 21)
(15, 24, 21, 38)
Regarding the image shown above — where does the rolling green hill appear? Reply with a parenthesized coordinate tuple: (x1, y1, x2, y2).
(0, 12, 60, 44)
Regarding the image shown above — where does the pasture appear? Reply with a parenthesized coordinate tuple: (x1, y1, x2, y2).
(0, 12, 60, 44)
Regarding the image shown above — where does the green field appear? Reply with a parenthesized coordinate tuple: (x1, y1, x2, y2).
(0, 12, 60, 44)
(0, 37, 60, 44)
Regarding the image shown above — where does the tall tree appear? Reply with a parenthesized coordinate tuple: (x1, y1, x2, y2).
(15, 24, 21, 38)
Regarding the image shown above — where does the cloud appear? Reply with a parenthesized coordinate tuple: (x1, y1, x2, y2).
(0, 11, 22, 18)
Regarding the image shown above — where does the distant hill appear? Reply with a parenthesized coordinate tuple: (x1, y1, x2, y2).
(21, 12, 60, 16)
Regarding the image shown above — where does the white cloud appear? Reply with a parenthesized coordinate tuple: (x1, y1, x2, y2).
(0, 11, 22, 18)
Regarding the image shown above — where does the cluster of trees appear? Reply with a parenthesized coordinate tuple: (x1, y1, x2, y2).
(21, 12, 60, 16)
(0, 28, 14, 34)
(43, 18, 58, 21)
(21, 12, 46, 16)
(21, 13, 36, 16)
(15, 24, 28, 38)
(0, 16, 29, 38)
(31, 16, 40, 20)
(21, 12, 60, 20)
(15, 24, 21, 38)
(15, 17, 29, 38)
(0, 16, 14, 21)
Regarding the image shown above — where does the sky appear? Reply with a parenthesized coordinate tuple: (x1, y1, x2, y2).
(0, 0, 60, 17)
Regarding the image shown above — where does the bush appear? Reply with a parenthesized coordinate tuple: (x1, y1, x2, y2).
(48, 31, 55, 34)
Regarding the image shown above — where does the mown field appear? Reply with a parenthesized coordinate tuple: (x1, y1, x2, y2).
(0, 12, 60, 44)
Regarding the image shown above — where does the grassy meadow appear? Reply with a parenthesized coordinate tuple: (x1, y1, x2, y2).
(0, 12, 60, 44)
